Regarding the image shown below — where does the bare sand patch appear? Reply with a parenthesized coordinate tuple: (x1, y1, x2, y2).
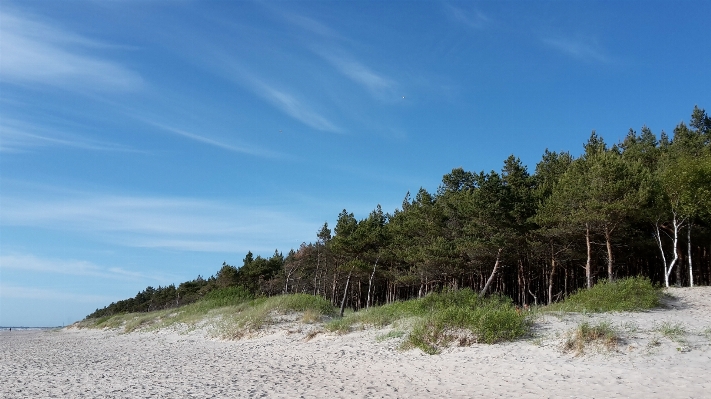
(2, 287, 710, 398)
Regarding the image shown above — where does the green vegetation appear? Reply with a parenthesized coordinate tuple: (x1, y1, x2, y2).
(80, 291, 336, 337)
(657, 322, 687, 341)
(218, 294, 336, 339)
(86, 106, 710, 345)
(375, 329, 406, 342)
(564, 321, 619, 356)
(547, 277, 662, 313)
(328, 289, 530, 354)
(79, 286, 255, 332)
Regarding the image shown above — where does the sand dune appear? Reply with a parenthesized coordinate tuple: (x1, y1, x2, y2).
(2, 287, 710, 398)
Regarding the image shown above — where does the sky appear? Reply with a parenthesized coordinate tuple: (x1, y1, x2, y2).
(1, 0, 709, 327)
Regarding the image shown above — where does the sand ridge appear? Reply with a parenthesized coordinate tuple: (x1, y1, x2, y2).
(1, 287, 710, 398)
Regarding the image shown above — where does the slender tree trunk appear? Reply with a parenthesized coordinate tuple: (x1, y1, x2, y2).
(314, 246, 320, 296)
(604, 225, 614, 281)
(522, 260, 528, 306)
(480, 248, 503, 298)
(585, 223, 592, 289)
(357, 280, 362, 310)
(332, 272, 338, 306)
(655, 217, 681, 288)
(688, 223, 694, 287)
(528, 289, 538, 306)
(548, 242, 557, 306)
(676, 248, 682, 286)
(366, 257, 379, 309)
(564, 265, 568, 298)
(339, 266, 355, 317)
(517, 260, 523, 305)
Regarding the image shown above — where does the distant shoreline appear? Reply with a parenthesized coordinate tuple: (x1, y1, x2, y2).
(0, 326, 62, 331)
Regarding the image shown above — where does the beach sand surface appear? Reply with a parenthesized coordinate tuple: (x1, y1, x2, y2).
(1, 287, 710, 398)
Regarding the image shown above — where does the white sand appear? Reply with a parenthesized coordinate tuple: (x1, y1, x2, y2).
(2, 287, 710, 398)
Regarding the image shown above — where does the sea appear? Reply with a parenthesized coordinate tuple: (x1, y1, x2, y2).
(0, 327, 62, 331)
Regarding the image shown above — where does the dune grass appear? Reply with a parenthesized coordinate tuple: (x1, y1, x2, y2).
(79, 288, 336, 336)
(327, 289, 530, 354)
(563, 321, 619, 356)
(546, 276, 662, 313)
(656, 321, 688, 347)
(79, 287, 335, 333)
(79, 278, 661, 354)
(78, 286, 254, 332)
(217, 293, 336, 338)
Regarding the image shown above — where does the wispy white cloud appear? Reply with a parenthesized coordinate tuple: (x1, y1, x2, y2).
(0, 253, 163, 282)
(142, 119, 285, 158)
(179, 39, 342, 134)
(280, 12, 340, 38)
(0, 284, 114, 303)
(317, 51, 397, 100)
(0, 9, 143, 91)
(0, 117, 136, 153)
(542, 37, 611, 64)
(276, 10, 398, 102)
(249, 78, 342, 133)
(0, 189, 315, 253)
(446, 4, 491, 30)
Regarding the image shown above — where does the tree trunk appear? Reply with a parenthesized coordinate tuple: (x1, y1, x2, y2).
(339, 267, 355, 317)
(332, 272, 338, 306)
(676, 248, 682, 286)
(366, 257, 379, 309)
(548, 242, 557, 306)
(585, 223, 592, 289)
(604, 225, 614, 281)
(655, 216, 681, 288)
(314, 246, 320, 296)
(564, 265, 568, 298)
(480, 248, 503, 298)
(688, 223, 694, 287)
(528, 289, 538, 306)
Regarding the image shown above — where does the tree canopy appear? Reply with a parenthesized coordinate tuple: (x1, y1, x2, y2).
(88, 106, 711, 319)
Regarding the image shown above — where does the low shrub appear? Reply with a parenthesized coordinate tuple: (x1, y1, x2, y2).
(407, 295, 529, 354)
(327, 289, 530, 353)
(548, 276, 661, 313)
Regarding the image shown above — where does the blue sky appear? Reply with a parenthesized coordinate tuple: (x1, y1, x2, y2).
(1, 1, 709, 326)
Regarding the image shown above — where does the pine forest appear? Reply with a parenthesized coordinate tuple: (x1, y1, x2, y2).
(87, 106, 711, 319)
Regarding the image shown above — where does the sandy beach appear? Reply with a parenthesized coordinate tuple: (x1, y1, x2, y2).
(1, 287, 710, 398)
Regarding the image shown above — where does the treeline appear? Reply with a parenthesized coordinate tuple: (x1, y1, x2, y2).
(86, 252, 283, 318)
(87, 106, 711, 319)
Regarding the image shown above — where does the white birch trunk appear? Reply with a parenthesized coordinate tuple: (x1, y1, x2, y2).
(654, 213, 682, 288)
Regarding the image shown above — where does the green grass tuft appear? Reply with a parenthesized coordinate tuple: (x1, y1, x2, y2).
(548, 276, 661, 313)
(657, 322, 686, 343)
(564, 321, 619, 356)
(375, 329, 406, 342)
